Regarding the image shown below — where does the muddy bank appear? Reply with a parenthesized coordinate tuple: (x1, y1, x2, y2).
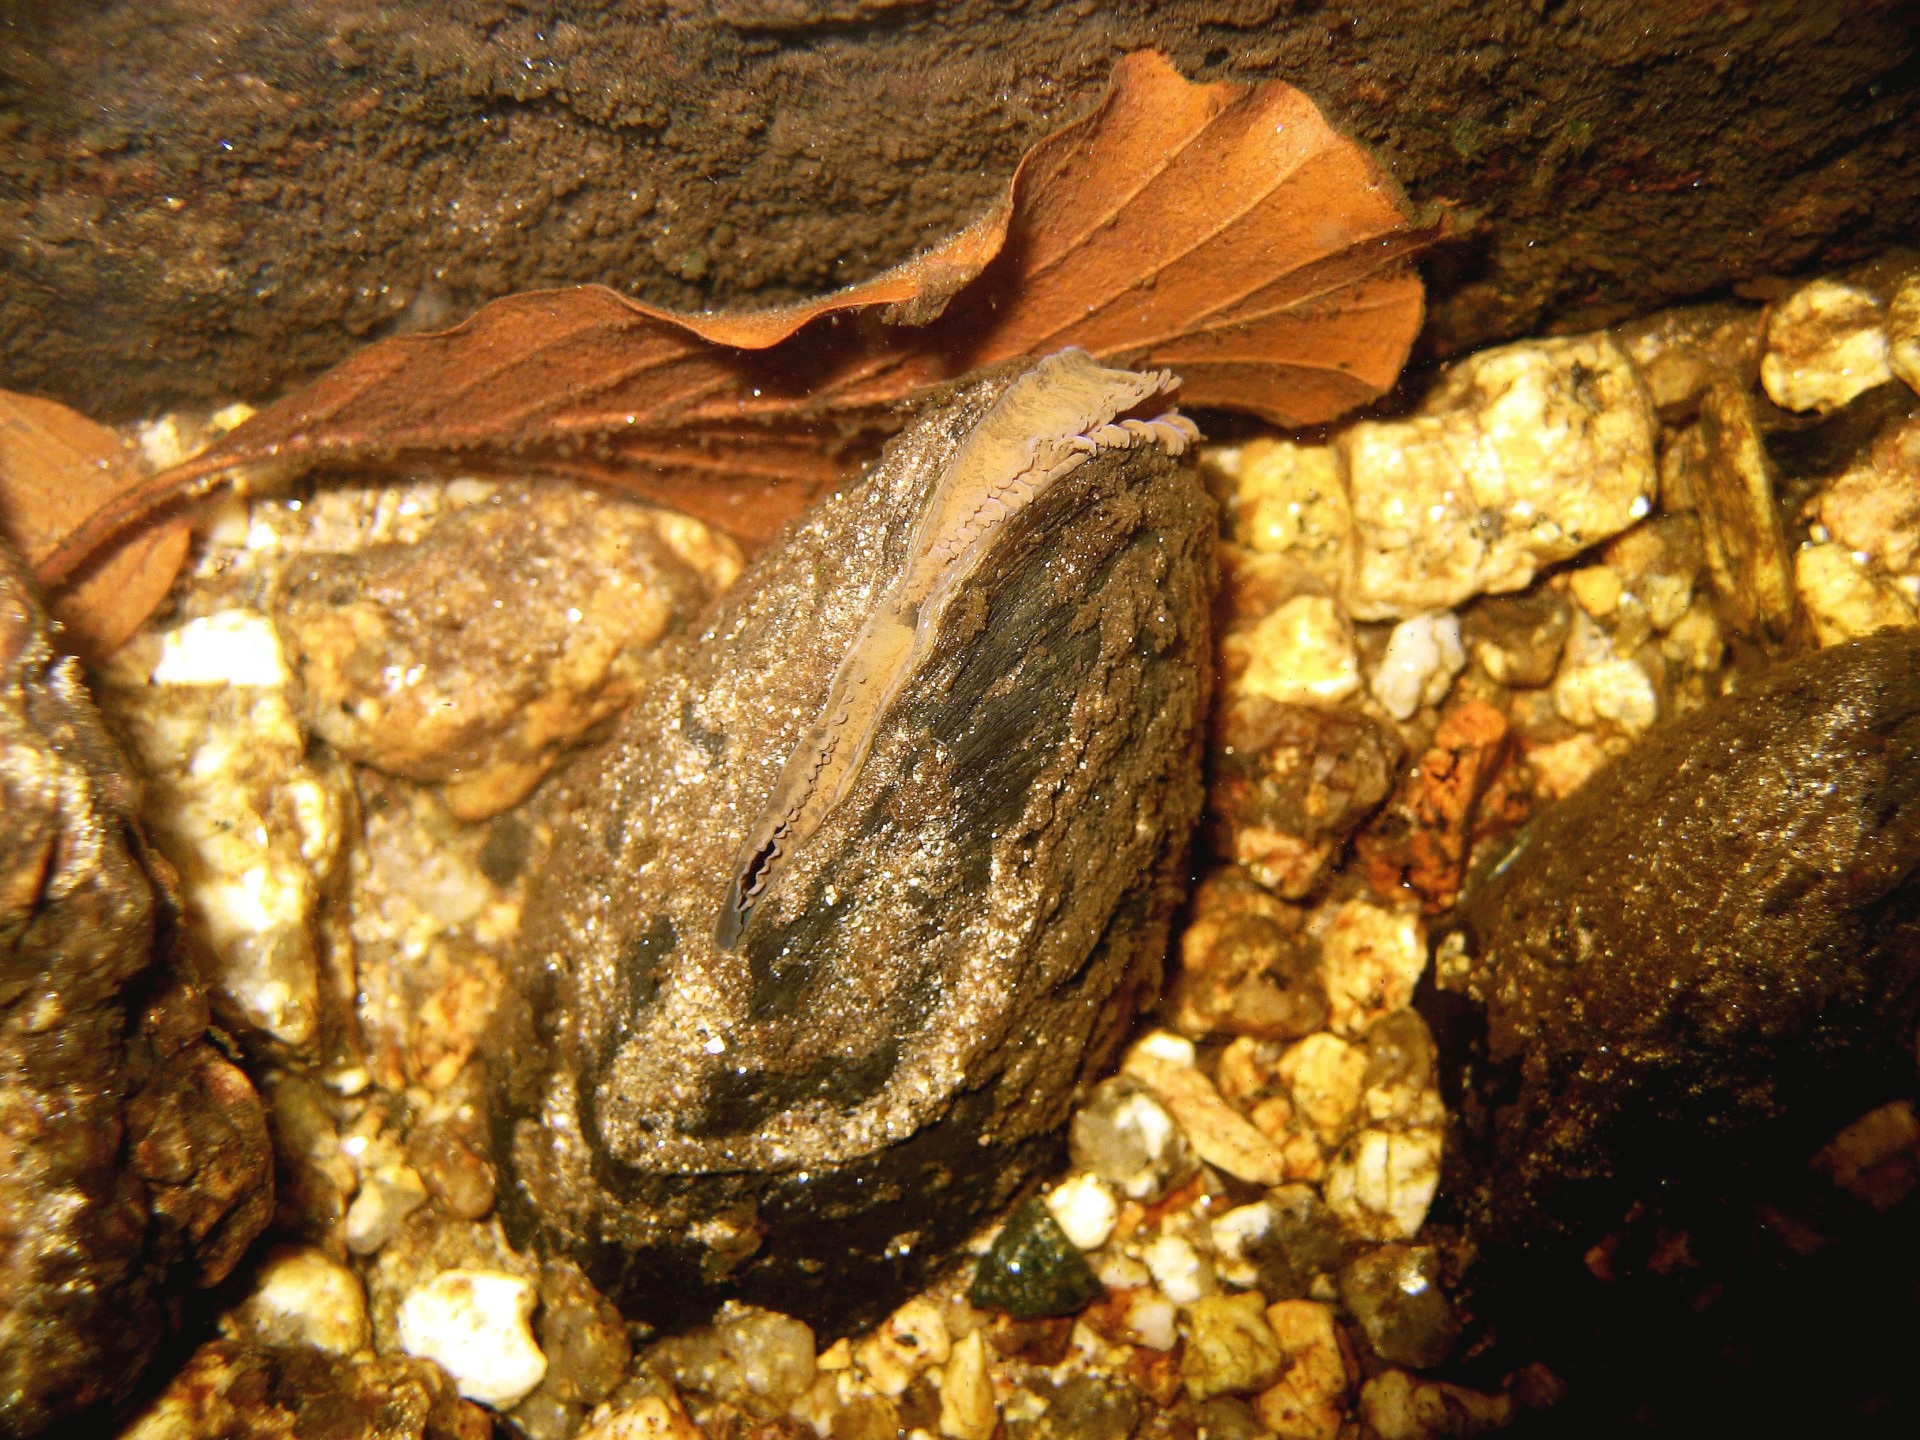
(3, 0, 1916, 420)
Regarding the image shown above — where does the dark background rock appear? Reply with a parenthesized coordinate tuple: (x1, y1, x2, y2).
(1444, 630, 1920, 1251)
(1430, 629, 1920, 1436)
(0, 542, 273, 1438)
(2, 0, 1915, 420)
(492, 365, 1212, 1334)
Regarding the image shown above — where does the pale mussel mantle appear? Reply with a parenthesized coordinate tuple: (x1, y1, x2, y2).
(490, 353, 1214, 1330)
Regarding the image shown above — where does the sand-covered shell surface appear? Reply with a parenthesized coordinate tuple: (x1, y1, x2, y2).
(490, 351, 1214, 1329)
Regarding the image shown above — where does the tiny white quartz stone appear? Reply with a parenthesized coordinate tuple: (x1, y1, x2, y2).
(1131, 1030, 1197, 1068)
(1369, 612, 1466, 720)
(151, 610, 289, 687)
(1209, 1201, 1274, 1267)
(397, 1269, 547, 1409)
(1045, 1174, 1119, 1250)
(1121, 1289, 1180, 1351)
(1141, 1233, 1210, 1305)
(1325, 1128, 1444, 1241)
(231, 1246, 368, 1356)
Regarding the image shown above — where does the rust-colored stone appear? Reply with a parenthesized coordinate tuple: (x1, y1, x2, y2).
(1357, 699, 1526, 912)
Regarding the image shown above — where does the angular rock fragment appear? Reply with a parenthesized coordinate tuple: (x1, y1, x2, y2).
(1069, 1076, 1199, 1204)
(117, 1339, 489, 1440)
(1182, 1292, 1284, 1400)
(1207, 700, 1400, 900)
(1204, 439, 1352, 590)
(968, 1199, 1103, 1321)
(1340, 334, 1657, 620)
(274, 482, 735, 820)
(1892, 272, 1920, 396)
(1460, 589, 1573, 690)
(1615, 300, 1762, 420)
(1253, 1298, 1350, 1439)
(0, 542, 272, 1437)
(1550, 613, 1659, 737)
(1814, 413, 1920, 576)
(1663, 375, 1799, 644)
(1760, 278, 1894, 414)
(1221, 594, 1360, 708)
(1338, 1245, 1458, 1369)
(1007, 1374, 1140, 1440)
(1797, 412, 1920, 646)
(1795, 542, 1917, 645)
(1172, 871, 1329, 1039)
(491, 355, 1213, 1330)
(1123, 1038, 1290, 1187)
(1237, 1186, 1355, 1302)
(1359, 1368, 1513, 1440)
(1443, 631, 1920, 1254)
(100, 613, 356, 1063)
(1356, 702, 1528, 914)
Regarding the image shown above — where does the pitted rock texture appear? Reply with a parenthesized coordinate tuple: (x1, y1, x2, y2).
(492, 362, 1213, 1332)
(1443, 629, 1920, 1255)
(274, 481, 734, 820)
(0, 542, 272, 1438)
(117, 1340, 487, 1440)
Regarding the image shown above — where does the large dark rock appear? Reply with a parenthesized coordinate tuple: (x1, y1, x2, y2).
(3, 1, 1915, 418)
(1440, 629, 1920, 1255)
(491, 356, 1213, 1332)
(0, 541, 273, 1438)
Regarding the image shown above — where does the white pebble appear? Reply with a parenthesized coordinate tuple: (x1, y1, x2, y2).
(1209, 1201, 1275, 1288)
(1141, 1233, 1210, 1305)
(1095, 1252, 1152, 1290)
(1131, 1030, 1197, 1068)
(1122, 1289, 1180, 1351)
(1045, 1174, 1119, 1251)
(1324, 1128, 1444, 1241)
(151, 610, 289, 687)
(1209, 1200, 1274, 1263)
(1369, 612, 1466, 720)
(229, 1246, 368, 1356)
(396, 1269, 547, 1410)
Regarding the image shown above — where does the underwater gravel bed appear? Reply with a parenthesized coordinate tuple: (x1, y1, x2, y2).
(24, 257, 1920, 1439)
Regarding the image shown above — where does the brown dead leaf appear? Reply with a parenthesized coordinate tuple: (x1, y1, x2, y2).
(0, 389, 190, 659)
(38, 49, 1430, 598)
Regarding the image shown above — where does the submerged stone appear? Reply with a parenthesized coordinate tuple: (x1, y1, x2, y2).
(1338, 1245, 1458, 1370)
(490, 354, 1213, 1332)
(0, 544, 273, 1437)
(1441, 630, 1920, 1254)
(968, 1199, 1104, 1321)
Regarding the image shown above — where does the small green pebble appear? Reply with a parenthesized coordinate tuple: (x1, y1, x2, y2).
(968, 1198, 1104, 1319)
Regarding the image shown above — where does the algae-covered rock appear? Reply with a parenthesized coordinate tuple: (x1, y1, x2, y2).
(1443, 630, 1920, 1252)
(968, 1199, 1103, 1321)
